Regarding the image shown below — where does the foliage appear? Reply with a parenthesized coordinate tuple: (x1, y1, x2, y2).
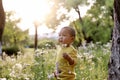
(71, 21, 85, 46)
(45, 0, 114, 45)
(45, 0, 88, 28)
(82, 15, 112, 44)
(0, 42, 111, 80)
(2, 11, 29, 47)
(0, 48, 34, 80)
(76, 42, 111, 79)
(2, 45, 20, 56)
(38, 38, 56, 49)
(31, 49, 56, 80)
(28, 38, 57, 49)
(32, 42, 111, 80)
(63, 0, 88, 10)
(73, 0, 114, 44)
(44, 0, 61, 28)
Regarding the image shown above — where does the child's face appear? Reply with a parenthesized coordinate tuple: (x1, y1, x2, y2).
(58, 28, 74, 45)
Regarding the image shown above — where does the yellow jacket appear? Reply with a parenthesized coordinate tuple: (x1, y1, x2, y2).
(56, 45, 78, 80)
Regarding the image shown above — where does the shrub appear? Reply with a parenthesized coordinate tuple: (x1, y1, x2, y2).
(38, 39, 56, 49)
(2, 45, 20, 57)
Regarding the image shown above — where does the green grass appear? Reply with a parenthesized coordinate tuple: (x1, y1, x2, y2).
(0, 42, 111, 80)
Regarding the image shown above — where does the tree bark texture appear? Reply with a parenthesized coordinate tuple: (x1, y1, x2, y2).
(108, 0, 120, 80)
(34, 26, 38, 50)
(0, 0, 5, 55)
(0, 0, 5, 41)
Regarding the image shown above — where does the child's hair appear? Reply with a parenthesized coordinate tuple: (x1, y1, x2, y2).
(62, 26, 76, 37)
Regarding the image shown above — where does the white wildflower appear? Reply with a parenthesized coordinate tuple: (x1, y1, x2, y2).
(48, 73, 54, 79)
(0, 78, 6, 80)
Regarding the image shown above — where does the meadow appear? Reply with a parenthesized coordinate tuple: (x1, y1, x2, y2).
(0, 42, 111, 80)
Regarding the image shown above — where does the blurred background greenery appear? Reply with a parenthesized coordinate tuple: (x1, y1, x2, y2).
(2, 0, 114, 48)
(0, 0, 114, 79)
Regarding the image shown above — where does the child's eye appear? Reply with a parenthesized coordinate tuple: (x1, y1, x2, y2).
(63, 35, 66, 36)
(62, 34, 66, 36)
(59, 34, 62, 37)
(59, 34, 66, 36)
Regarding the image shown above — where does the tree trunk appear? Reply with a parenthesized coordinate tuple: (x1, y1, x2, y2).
(34, 25, 38, 50)
(74, 7, 85, 46)
(75, 7, 83, 24)
(0, 0, 5, 41)
(0, 0, 5, 55)
(108, 0, 120, 80)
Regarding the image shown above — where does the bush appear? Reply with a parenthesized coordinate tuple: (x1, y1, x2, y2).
(38, 39, 56, 49)
(2, 45, 20, 56)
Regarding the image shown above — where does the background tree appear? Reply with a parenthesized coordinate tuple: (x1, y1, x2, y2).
(0, 0, 5, 56)
(45, 0, 114, 46)
(45, 0, 89, 46)
(44, 0, 62, 29)
(62, 0, 88, 46)
(78, 0, 114, 44)
(108, 0, 120, 79)
(2, 11, 29, 47)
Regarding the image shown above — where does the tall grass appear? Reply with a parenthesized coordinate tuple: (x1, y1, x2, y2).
(76, 42, 111, 80)
(0, 42, 111, 80)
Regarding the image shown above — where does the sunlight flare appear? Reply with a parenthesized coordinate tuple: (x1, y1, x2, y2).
(3, 0, 51, 33)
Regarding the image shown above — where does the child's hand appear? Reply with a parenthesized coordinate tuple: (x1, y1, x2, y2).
(63, 53, 74, 65)
(47, 71, 58, 80)
(54, 71, 58, 79)
(63, 53, 70, 60)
